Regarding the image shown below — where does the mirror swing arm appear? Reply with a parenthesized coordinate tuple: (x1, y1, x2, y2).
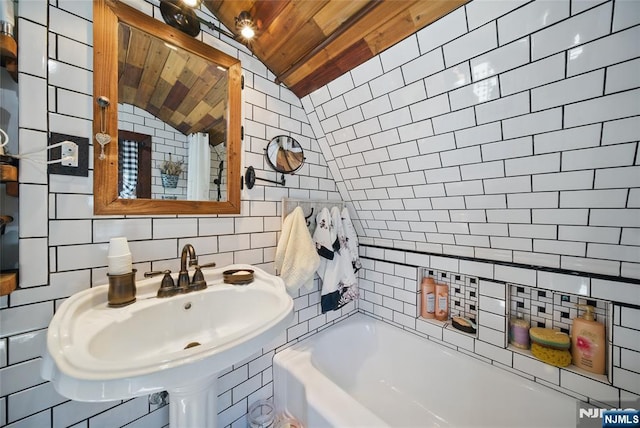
(93, 0, 242, 215)
(243, 135, 305, 189)
(243, 166, 285, 190)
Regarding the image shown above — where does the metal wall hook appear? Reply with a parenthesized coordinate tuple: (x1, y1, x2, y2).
(280, 197, 345, 233)
(97, 96, 110, 108)
(304, 207, 314, 226)
(244, 166, 286, 189)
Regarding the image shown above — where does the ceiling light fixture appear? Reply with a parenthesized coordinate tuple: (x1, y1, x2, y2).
(159, 0, 235, 39)
(160, 0, 200, 37)
(180, 0, 201, 7)
(235, 11, 256, 40)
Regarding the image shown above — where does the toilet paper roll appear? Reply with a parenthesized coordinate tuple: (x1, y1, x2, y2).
(108, 237, 131, 257)
(108, 253, 132, 275)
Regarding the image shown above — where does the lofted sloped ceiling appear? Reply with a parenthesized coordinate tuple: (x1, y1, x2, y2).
(203, 0, 469, 98)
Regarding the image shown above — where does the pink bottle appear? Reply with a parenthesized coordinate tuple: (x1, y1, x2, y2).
(420, 277, 436, 319)
(435, 282, 448, 321)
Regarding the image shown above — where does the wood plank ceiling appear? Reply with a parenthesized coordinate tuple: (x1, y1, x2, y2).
(118, 22, 228, 139)
(203, 0, 469, 98)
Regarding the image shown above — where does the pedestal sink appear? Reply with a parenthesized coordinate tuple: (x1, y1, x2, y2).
(41, 264, 294, 428)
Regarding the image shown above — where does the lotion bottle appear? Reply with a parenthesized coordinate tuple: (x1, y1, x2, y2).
(571, 305, 605, 375)
(435, 282, 448, 321)
(420, 277, 436, 319)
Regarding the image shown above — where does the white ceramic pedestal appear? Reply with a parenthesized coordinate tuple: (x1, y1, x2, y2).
(41, 264, 294, 428)
(168, 374, 219, 428)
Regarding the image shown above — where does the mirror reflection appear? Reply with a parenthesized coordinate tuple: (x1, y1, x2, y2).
(265, 135, 304, 174)
(93, 0, 242, 215)
(117, 22, 228, 201)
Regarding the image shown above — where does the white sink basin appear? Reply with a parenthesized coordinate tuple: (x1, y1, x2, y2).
(42, 264, 293, 427)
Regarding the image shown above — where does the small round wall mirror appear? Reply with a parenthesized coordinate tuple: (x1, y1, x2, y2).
(265, 135, 304, 174)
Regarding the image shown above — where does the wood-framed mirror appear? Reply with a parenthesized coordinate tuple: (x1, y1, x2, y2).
(93, 0, 242, 215)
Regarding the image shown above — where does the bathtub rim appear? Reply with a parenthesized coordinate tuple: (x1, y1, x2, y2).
(274, 311, 581, 428)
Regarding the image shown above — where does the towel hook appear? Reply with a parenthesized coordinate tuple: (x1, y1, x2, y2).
(304, 207, 314, 226)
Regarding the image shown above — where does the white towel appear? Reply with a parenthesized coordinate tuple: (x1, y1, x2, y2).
(275, 206, 320, 292)
(313, 207, 337, 260)
(332, 206, 357, 290)
(315, 206, 359, 312)
(313, 207, 339, 294)
(341, 207, 361, 272)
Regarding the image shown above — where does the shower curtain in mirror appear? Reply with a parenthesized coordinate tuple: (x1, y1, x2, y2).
(187, 133, 211, 200)
(119, 139, 138, 199)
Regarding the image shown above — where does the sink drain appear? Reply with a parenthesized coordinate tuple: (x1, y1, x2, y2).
(184, 341, 201, 349)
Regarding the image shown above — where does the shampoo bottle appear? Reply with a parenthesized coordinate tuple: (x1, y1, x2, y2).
(420, 277, 436, 319)
(435, 282, 448, 321)
(571, 305, 605, 375)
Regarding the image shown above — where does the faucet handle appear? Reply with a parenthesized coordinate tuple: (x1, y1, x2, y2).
(197, 262, 217, 269)
(145, 270, 178, 298)
(144, 269, 170, 278)
(160, 272, 176, 290)
(189, 262, 215, 292)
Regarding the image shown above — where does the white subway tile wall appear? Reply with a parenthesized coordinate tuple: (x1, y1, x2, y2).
(303, 0, 640, 280)
(3, 0, 640, 426)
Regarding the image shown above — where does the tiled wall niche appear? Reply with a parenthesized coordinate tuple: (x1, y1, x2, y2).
(359, 245, 640, 409)
(508, 284, 613, 383)
(422, 268, 479, 322)
(419, 268, 479, 337)
(419, 267, 614, 382)
(509, 284, 609, 334)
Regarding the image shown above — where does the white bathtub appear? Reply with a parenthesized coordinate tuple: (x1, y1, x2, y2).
(273, 313, 578, 428)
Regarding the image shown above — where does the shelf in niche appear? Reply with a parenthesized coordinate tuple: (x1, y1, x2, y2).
(419, 267, 479, 339)
(419, 316, 478, 339)
(420, 315, 611, 385)
(507, 344, 611, 385)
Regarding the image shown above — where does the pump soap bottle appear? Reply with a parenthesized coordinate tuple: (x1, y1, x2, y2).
(571, 305, 605, 375)
(435, 282, 448, 321)
(420, 277, 436, 319)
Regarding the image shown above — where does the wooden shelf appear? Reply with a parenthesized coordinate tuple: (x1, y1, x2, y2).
(0, 164, 17, 182)
(1, 162, 18, 196)
(0, 270, 17, 296)
(0, 33, 18, 82)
